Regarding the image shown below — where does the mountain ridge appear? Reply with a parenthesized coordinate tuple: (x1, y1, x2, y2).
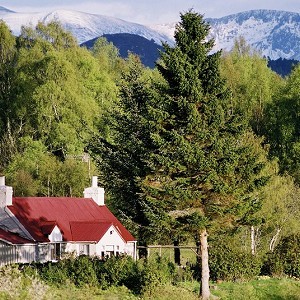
(0, 7, 173, 45)
(0, 7, 300, 61)
(152, 9, 300, 60)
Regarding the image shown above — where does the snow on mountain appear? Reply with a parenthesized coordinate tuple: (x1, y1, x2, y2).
(1, 7, 300, 61)
(151, 9, 300, 61)
(0, 7, 172, 45)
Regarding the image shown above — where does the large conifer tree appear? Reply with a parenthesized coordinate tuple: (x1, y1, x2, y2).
(142, 11, 268, 299)
(93, 10, 268, 299)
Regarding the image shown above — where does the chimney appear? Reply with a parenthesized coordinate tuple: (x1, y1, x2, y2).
(83, 176, 105, 206)
(0, 176, 13, 207)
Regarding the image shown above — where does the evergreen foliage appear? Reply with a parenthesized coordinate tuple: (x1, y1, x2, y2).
(144, 11, 269, 237)
(90, 54, 161, 240)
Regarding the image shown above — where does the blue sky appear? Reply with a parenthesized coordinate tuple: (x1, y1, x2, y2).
(2, 0, 300, 24)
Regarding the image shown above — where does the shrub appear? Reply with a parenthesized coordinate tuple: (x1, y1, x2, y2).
(263, 234, 300, 277)
(36, 255, 98, 287)
(38, 261, 70, 285)
(208, 240, 262, 281)
(139, 255, 176, 296)
(0, 265, 48, 299)
(94, 255, 140, 291)
(68, 255, 98, 287)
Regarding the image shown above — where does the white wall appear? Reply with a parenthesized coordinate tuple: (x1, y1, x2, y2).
(48, 226, 63, 242)
(95, 224, 135, 258)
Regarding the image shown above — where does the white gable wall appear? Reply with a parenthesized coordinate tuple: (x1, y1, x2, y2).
(96, 224, 127, 257)
(48, 226, 63, 242)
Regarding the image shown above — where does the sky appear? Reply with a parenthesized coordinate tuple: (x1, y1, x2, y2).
(2, 0, 300, 24)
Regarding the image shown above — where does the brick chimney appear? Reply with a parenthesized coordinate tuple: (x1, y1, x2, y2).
(0, 176, 13, 207)
(83, 176, 105, 206)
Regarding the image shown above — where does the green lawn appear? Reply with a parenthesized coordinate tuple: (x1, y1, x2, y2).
(181, 277, 300, 300)
(45, 277, 300, 300)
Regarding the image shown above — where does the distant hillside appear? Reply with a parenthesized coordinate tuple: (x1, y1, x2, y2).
(268, 58, 299, 77)
(81, 33, 164, 68)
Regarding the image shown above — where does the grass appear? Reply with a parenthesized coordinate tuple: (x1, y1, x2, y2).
(178, 277, 300, 300)
(0, 263, 300, 300)
(44, 283, 199, 300)
(44, 278, 300, 300)
(45, 285, 138, 300)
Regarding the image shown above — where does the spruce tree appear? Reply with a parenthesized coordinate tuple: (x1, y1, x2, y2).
(91, 11, 268, 299)
(142, 11, 268, 299)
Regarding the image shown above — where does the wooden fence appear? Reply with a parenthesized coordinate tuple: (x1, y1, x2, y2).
(137, 245, 198, 266)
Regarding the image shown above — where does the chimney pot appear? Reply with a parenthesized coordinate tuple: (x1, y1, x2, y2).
(0, 176, 13, 207)
(92, 176, 98, 187)
(0, 176, 5, 186)
(84, 176, 105, 206)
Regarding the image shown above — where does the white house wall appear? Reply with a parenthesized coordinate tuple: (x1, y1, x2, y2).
(125, 241, 136, 259)
(95, 225, 134, 257)
(17, 244, 36, 263)
(0, 241, 18, 266)
(0, 241, 35, 265)
(64, 242, 97, 257)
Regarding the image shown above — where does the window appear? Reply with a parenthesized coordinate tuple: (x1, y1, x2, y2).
(79, 244, 90, 255)
(50, 243, 61, 260)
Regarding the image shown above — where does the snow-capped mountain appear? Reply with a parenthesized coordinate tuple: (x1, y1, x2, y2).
(1, 7, 300, 61)
(0, 6, 172, 45)
(151, 9, 300, 61)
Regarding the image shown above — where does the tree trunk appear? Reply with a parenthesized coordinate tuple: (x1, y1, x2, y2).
(174, 240, 181, 265)
(269, 228, 281, 252)
(251, 225, 256, 255)
(199, 228, 210, 300)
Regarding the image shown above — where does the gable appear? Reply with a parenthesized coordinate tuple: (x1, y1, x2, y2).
(98, 224, 126, 246)
(48, 225, 63, 242)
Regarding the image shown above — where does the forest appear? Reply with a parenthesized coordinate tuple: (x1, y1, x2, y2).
(0, 10, 300, 299)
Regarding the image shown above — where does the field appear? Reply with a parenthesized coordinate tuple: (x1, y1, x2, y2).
(5, 278, 300, 300)
(41, 277, 300, 300)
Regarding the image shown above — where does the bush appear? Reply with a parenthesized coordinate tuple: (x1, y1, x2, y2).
(263, 234, 300, 277)
(68, 255, 98, 287)
(94, 255, 140, 291)
(20, 254, 190, 296)
(208, 240, 262, 281)
(139, 255, 176, 296)
(0, 265, 48, 299)
(36, 255, 98, 287)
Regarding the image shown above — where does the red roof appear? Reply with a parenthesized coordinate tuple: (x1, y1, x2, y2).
(70, 221, 113, 242)
(40, 221, 57, 235)
(8, 197, 135, 243)
(0, 228, 34, 245)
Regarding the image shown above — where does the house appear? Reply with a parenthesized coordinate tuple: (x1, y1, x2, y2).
(0, 176, 136, 266)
